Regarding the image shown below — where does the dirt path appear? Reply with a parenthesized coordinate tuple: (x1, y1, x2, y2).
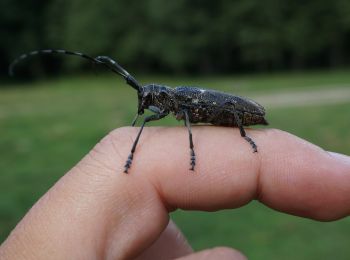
(251, 86, 350, 109)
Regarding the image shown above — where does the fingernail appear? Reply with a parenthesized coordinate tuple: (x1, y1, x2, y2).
(328, 152, 350, 165)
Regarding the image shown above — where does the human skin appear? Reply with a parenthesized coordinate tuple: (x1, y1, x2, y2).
(0, 127, 350, 259)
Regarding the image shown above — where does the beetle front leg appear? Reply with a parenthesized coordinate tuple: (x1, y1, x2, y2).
(232, 110, 257, 153)
(124, 111, 168, 173)
(183, 110, 196, 171)
(131, 113, 139, 126)
(131, 108, 145, 126)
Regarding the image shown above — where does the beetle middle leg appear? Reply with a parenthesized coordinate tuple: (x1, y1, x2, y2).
(183, 110, 196, 171)
(232, 110, 258, 153)
(124, 109, 168, 173)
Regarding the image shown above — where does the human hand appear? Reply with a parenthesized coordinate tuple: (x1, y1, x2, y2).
(0, 127, 349, 259)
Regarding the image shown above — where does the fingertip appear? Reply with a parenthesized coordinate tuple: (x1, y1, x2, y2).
(176, 247, 247, 260)
(257, 130, 350, 221)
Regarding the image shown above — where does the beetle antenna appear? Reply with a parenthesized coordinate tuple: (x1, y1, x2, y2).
(9, 49, 142, 93)
(8, 49, 97, 77)
(94, 56, 142, 92)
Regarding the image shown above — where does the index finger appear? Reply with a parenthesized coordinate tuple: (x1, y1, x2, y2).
(1, 127, 350, 260)
(73, 126, 350, 258)
(118, 127, 350, 220)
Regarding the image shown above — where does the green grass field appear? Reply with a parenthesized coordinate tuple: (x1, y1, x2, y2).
(1, 70, 350, 259)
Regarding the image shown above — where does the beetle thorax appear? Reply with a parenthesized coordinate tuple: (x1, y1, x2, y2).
(140, 84, 176, 112)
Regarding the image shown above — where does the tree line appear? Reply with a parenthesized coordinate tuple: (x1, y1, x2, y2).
(1, 0, 350, 77)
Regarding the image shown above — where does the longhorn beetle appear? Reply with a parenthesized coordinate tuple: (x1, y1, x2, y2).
(9, 49, 268, 173)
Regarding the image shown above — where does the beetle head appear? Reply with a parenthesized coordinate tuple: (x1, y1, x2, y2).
(139, 84, 175, 113)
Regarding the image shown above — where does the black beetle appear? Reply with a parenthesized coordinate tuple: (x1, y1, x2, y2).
(9, 49, 268, 173)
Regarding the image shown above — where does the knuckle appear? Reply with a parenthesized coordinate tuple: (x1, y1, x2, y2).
(108, 126, 133, 140)
(104, 127, 136, 154)
(79, 127, 137, 174)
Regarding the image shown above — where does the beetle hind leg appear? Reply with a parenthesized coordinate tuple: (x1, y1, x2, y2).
(232, 110, 258, 153)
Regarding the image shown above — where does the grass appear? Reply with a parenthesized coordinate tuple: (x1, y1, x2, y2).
(1, 70, 350, 259)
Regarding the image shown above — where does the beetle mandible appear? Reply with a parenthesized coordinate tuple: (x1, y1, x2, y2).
(9, 49, 268, 173)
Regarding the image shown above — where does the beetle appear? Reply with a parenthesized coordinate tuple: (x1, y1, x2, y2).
(9, 49, 268, 173)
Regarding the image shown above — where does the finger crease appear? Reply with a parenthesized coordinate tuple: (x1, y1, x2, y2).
(255, 149, 264, 202)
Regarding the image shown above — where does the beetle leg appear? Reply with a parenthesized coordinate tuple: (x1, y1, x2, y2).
(183, 110, 196, 171)
(131, 113, 139, 126)
(232, 110, 257, 153)
(124, 111, 168, 173)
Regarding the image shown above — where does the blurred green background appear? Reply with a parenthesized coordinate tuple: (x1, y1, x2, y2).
(1, 1, 350, 259)
(1, 0, 350, 76)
